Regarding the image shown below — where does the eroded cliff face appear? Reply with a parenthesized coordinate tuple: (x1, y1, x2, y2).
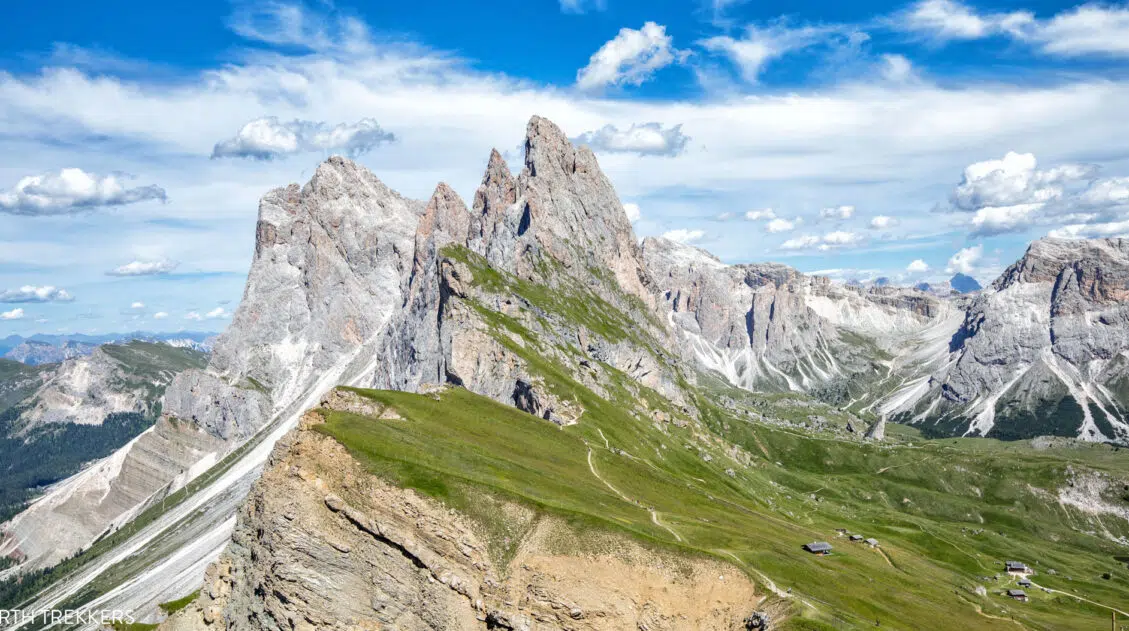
(882, 238, 1129, 442)
(642, 237, 949, 393)
(161, 397, 760, 631)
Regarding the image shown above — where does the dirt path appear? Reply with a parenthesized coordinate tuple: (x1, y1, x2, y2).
(596, 428, 610, 449)
(1031, 582, 1129, 617)
(876, 546, 895, 568)
(650, 509, 684, 542)
(585, 444, 683, 542)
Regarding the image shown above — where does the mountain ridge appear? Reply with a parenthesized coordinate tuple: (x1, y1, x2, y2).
(2, 115, 1128, 630)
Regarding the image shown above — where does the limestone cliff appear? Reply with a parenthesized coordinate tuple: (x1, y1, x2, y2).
(160, 396, 761, 631)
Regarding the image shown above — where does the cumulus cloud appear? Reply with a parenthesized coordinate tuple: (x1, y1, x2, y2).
(573, 123, 690, 157)
(745, 208, 776, 220)
(869, 215, 898, 229)
(623, 202, 642, 223)
(781, 231, 862, 251)
(907, 259, 930, 273)
(576, 22, 684, 91)
(952, 152, 1093, 210)
(701, 23, 828, 83)
(945, 151, 1129, 236)
(0, 308, 24, 321)
(765, 218, 798, 233)
(715, 212, 735, 221)
(130, 301, 145, 309)
(153, 311, 169, 319)
(0, 168, 166, 215)
(820, 205, 855, 220)
(212, 117, 396, 160)
(946, 244, 983, 274)
(107, 259, 179, 276)
(662, 229, 706, 244)
(0, 285, 74, 303)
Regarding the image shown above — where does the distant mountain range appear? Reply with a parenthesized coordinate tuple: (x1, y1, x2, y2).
(0, 332, 217, 365)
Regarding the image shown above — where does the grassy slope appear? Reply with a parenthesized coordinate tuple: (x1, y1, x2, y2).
(310, 248, 1129, 630)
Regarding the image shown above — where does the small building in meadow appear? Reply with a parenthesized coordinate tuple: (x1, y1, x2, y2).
(865, 538, 879, 547)
(1007, 589, 1027, 602)
(804, 542, 833, 555)
(1006, 561, 1032, 575)
(850, 534, 864, 542)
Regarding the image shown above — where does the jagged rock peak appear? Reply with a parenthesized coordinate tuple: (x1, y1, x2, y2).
(514, 115, 654, 306)
(993, 237, 1129, 290)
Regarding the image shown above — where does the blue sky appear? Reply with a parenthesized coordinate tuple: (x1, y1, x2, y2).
(2, 0, 1129, 335)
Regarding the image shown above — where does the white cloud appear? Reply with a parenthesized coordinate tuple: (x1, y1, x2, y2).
(130, 301, 145, 309)
(946, 151, 1129, 236)
(880, 54, 917, 82)
(765, 217, 798, 233)
(186, 307, 230, 321)
(946, 244, 983, 274)
(0, 168, 166, 215)
(153, 311, 169, 319)
(107, 259, 179, 276)
(662, 228, 706, 244)
(745, 208, 776, 220)
(780, 231, 862, 251)
(715, 211, 735, 221)
(899, 1, 1129, 58)
(907, 259, 930, 273)
(576, 22, 683, 91)
(952, 152, 1092, 210)
(212, 117, 395, 160)
(573, 123, 690, 156)
(0, 285, 74, 303)
(623, 202, 641, 223)
(1049, 219, 1129, 239)
(1079, 176, 1129, 206)
(869, 215, 898, 229)
(0, 308, 24, 321)
(559, 0, 605, 14)
(701, 23, 827, 83)
(780, 235, 822, 250)
(820, 205, 855, 220)
(1024, 5, 1129, 57)
(898, 0, 1031, 41)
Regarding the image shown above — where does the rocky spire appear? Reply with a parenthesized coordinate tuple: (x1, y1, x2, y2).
(469, 149, 520, 271)
(495, 116, 654, 306)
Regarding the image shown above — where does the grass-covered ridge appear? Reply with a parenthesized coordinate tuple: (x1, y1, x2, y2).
(317, 383, 1129, 631)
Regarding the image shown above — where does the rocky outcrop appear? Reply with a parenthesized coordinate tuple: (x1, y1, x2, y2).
(643, 237, 946, 392)
(1, 158, 422, 570)
(160, 411, 759, 631)
(882, 238, 1129, 443)
(11, 342, 208, 432)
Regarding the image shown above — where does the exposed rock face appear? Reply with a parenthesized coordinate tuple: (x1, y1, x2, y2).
(4, 340, 96, 365)
(643, 237, 946, 392)
(883, 238, 1129, 442)
(1, 158, 422, 570)
(13, 344, 205, 431)
(160, 411, 758, 631)
(507, 117, 654, 307)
